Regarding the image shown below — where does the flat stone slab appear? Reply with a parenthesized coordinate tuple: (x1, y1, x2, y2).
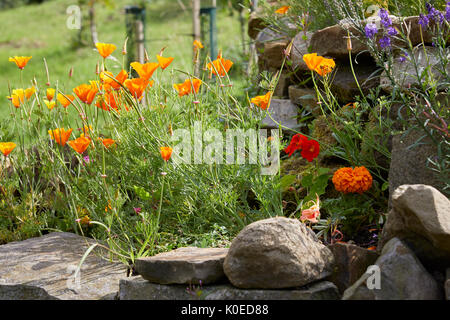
(0, 232, 127, 300)
(119, 276, 340, 300)
(135, 247, 228, 285)
(262, 99, 299, 131)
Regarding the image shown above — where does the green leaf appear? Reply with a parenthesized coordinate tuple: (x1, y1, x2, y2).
(134, 185, 150, 201)
(279, 174, 296, 191)
(381, 181, 389, 191)
(301, 174, 313, 187)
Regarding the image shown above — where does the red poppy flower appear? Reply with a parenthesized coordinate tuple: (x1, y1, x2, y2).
(284, 134, 308, 157)
(300, 139, 320, 162)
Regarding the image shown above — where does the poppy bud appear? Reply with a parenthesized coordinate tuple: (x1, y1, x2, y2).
(122, 37, 128, 55)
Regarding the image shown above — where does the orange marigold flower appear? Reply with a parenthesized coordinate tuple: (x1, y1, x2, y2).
(100, 70, 128, 91)
(156, 55, 174, 70)
(332, 166, 373, 194)
(193, 40, 204, 49)
(130, 62, 159, 80)
(160, 146, 173, 161)
(251, 91, 272, 110)
(48, 128, 73, 146)
(173, 78, 202, 97)
(0, 142, 17, 157)
(95, 43, 117, 59)
(57, 93, 75, 108)
(124, 78, 152, 100)
(73, 82, 98, 105)
(206, 51, 233, 77)
(68, 136, 91, 154)
(9, 56, 32, 70)
(275, 5, 291, 14)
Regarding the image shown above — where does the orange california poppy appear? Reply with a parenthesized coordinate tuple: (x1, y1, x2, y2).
(57, 93, 75, 108)
(124, 78, 152, 100)
(156, 55, 174, 70)
(207, 51, 233, 77)
(130, 62, 159, 80)
(160, 146, 173, 161)
(7, 87, 35, 108)
(275, 6, 291, 14)
(25, 86, 35, 99)
(96, 90, 119, 111)
(68, 136, 91, 154)
(9, 56, 32, 70)
(95, 43, 117, 59)
(303, 53, 325, 72)
(251, 91, 272, 110)
(0, 142, 17, 157)
(73, 82, 98, 104)
(48, 128, 73, 146)
(173, 78, 202, 97)
(7, 89, 25, 108)
(98, 137, 116, 149)
(100, 70, 128, 91)
(44, 100, 56, 110)
(193, 40, 204, 49)
(46, 88, 55, 101)
(315, 58, 336, 76)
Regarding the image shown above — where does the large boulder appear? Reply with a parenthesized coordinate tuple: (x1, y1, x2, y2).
(388, 131, 445, 202)
(330, 58, 380, 103)
(255, 20, 297, 70)
(309, 16, 441, 59)
(0, 232, 127, 300)
(135, 247, 228, 285)
(343, 238, 443, 300)
(327, 243, 379, 293)
(248, 12, 267, 39)
(223, 217, 335, 289)
(379, 184, 450, 271)
(380, 47, 450, 92)
(205, 281, 340, 300)
(288, 85, 320, 116)
(261, 99, 299, 131)
(290, 31, 314, 72)
(119, 277, 340, 300)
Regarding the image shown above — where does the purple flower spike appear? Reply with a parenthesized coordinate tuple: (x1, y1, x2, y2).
(446, 2, 450, 21)
(365, 23, 378, 39)
(379, 8, 392, 27)
(387, 26, 398, 36)
(399, 52, 408, 63)
(133, 207, 142, 214)
(418, 13, 430, 29)
(83, 155, 90, 164)
(379, 36, 391, 49)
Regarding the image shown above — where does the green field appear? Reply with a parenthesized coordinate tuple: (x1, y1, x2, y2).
(0, 0, 246, 118)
